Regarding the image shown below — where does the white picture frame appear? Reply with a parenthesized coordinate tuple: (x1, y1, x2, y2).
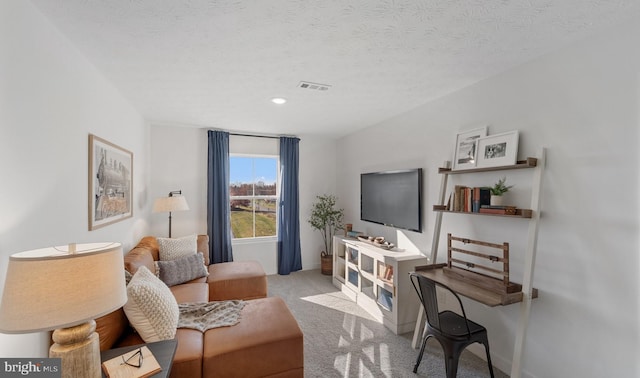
(452, 126, 487, 170)
(476, 130, 519, 168)
(88, 134, 133, 230)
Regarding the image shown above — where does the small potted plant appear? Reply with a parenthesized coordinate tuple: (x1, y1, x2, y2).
(489, 177, 513, 206)
(308, 194, 344, 275)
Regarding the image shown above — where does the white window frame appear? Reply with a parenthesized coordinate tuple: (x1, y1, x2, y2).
(229, 153, 279, 242)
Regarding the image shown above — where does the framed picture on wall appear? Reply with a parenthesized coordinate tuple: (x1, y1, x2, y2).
(88, 134, 133, 230)
(476, 130, 519, 168)
(452, 126, 487, 170)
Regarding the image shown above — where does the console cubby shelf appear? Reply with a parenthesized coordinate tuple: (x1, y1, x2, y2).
(332, 236, 428, 335)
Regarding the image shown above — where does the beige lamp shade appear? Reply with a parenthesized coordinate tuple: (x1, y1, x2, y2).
(153, 195, 189, 213)
(0, 242, 127, 334)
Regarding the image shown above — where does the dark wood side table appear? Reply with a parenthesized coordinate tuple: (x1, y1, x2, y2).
(100, 339, 178, 378)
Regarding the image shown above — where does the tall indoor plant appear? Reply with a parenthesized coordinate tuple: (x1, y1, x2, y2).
(308, 194, 344, 275)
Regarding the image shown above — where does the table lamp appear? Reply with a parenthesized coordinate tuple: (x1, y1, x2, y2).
(0, 242, 127, 378)
(153, 190, 189, 237)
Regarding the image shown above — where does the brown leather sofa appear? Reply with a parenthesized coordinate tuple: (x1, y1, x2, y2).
(96, 235, 304, 378)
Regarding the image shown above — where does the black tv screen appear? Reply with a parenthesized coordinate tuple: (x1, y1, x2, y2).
(360, 169, 422, 233)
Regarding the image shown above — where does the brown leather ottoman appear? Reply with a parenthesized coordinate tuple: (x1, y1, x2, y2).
(208, 261, 267, 301)
(202, 297, 303, 377)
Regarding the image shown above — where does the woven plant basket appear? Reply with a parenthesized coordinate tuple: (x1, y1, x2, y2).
(321, 252, 332, 275)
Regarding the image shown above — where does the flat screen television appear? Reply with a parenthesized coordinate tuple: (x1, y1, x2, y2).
(360, 168, 422, 233)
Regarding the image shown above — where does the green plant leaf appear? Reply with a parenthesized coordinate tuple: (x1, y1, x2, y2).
(308, 194, 344, 255)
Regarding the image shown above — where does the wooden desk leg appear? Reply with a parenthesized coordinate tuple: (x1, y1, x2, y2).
(411, 306, 425, 349)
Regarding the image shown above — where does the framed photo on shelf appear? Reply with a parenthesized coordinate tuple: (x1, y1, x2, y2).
(476, 130, 519, 168)
(88, 134, 133, 230)
(452, 126, 487, 170)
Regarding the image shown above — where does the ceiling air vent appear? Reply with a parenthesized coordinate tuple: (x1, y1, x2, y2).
(298, 81, 331, 91)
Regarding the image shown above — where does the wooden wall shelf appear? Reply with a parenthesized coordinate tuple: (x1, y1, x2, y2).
(438, 157, 537, 175)
(433, 207, 533, 218)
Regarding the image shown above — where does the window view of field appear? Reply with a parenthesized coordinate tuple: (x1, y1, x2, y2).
(230, 156, 277, 239)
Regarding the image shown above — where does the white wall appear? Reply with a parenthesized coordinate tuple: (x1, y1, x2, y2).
(0, 1, 149, 357)
(149, 125, 337, 275)
(336, 20, 640, 378)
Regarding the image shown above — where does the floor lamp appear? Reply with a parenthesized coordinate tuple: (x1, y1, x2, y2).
(153, 190, 189, 237)
(0, 243, 127, 378)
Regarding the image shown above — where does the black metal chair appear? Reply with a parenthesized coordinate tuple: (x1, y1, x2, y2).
(410, 272, 495, 378)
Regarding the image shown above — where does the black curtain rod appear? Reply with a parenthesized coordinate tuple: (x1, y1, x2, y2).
(229, 132, 300, 141)
(230, 133, 280, 139)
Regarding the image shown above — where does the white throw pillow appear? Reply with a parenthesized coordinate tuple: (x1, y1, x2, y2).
(157, 234, 197, 261)
(123, 266, 179, 342)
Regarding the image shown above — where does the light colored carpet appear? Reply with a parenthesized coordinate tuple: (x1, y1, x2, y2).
(267, 269, 508, 378)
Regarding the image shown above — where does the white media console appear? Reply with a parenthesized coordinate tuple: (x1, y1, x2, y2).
(332, 235, 428, 334)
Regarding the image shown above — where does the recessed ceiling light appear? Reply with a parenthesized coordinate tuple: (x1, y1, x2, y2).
(271, 97, 287, 105)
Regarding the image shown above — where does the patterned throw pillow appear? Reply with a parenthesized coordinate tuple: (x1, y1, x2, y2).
(157, 234, 197, 261)
(155, 252, 208, 286)
(123, 266, 179, 342)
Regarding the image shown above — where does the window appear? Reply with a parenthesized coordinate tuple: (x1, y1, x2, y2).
(229, 155, 278, 239)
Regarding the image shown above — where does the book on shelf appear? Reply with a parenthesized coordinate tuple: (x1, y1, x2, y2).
(379, 265, 394, 281)
(450, 186, 491, 212)
(102, 346, 161, 378)
(473, 187, 491, 213)
(479, 205, 517, 215)
(385, 266, 394, 281)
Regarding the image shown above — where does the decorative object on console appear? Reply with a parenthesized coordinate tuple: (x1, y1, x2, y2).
(88, 134, 133, 231)
(357, 235, 395, 250)
(308, 194, 344, 275)
(153, 190, 190, 237)
(346, 230, 363, 238)
(476, 130, 519, 168)
(452, 126, 487, 170)
(0, 242, 127, 378)
(489, 176, 514, 206)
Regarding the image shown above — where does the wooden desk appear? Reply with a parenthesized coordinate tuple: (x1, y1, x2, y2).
(411, 264, 537, 348)
(415, 264, 533, 307)
(101, 339, 177, 378)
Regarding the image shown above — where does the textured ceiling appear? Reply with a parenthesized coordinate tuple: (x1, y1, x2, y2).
(30, 0, 640, 138)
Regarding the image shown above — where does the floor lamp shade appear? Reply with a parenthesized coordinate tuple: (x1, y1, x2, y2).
(153, 195, 189, 213)
(0, 242, 127, 333)
(153, 191, 189, 237)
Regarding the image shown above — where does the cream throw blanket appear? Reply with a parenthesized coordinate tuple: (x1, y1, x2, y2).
(178, 300, 245, 332)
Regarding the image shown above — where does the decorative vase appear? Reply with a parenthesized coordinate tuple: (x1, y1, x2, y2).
(320, 252, 333, 275)
(490, 195, 503, 206)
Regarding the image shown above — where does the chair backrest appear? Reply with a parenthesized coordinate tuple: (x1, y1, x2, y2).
(410, 272, 471, 335)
